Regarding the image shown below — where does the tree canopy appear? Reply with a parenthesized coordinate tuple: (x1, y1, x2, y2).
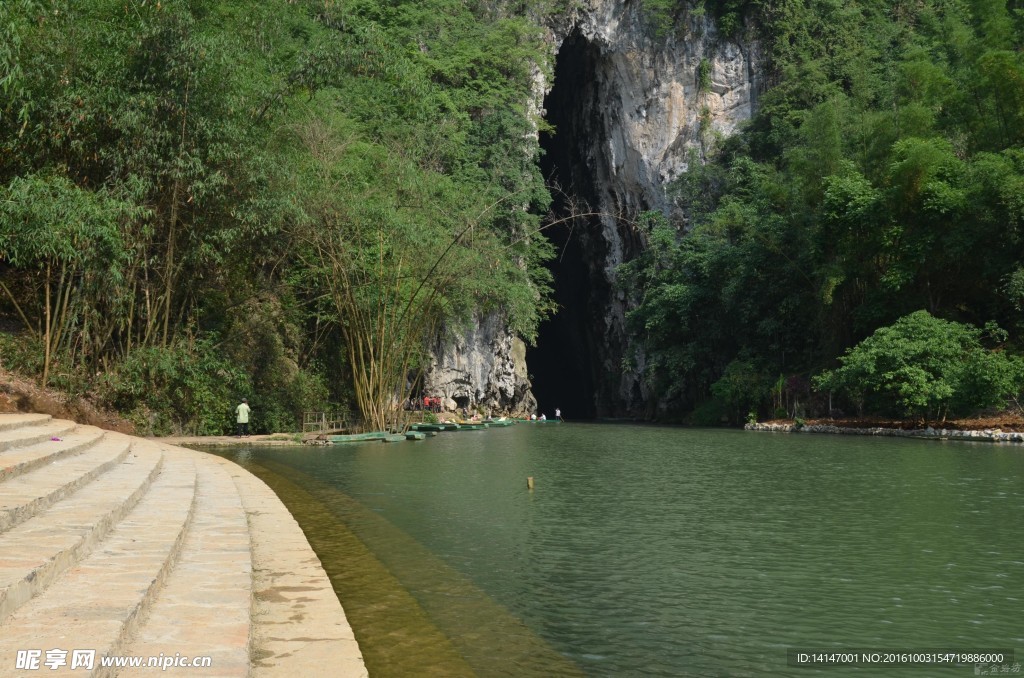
(0, 0, 554, 433)
(622, 0, 1024, 420)
(2, 0, 1022, 429)
(815, 311, 1023, 420)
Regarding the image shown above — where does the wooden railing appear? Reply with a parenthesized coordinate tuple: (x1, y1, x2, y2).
(302, 411, 350, 434)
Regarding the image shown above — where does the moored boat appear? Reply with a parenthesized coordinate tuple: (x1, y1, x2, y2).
(409, 423, 446, 432)
(409, 422, 462, 432)
(328, 431, 394, 443)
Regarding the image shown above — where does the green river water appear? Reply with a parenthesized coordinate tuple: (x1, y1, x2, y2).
(209, 424, 1024, 677)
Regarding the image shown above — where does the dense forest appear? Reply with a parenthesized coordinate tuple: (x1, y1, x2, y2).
(621, 0, 1024, 423)
(1, 0, 1023, 431)
(0, 0, 555, 433)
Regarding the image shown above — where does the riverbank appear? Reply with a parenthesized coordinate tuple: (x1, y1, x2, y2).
(746, 419, 1024, 443)
(0, 413, 367, 676)
(157, 433, 305, 447)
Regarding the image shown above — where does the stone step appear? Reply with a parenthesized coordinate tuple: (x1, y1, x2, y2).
(0, 448, 197, 677)
(0, 434, 130, 533)
(0, 425, 107, 484)
(227, 461, 368, 678)
(0, 413, 51, 432)
(0, 418, 77, 454)
(118, 452, 252, 677)
(0, 439, 163, 621)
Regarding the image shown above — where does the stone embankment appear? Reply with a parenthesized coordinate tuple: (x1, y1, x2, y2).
(746, 421, 1024, 444)
(0, 413, 367, 677)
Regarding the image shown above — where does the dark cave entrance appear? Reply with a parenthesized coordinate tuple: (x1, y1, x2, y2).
(526, 29, 605, 420)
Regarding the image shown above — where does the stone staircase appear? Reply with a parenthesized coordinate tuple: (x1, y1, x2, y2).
(0, 414, 367, 678)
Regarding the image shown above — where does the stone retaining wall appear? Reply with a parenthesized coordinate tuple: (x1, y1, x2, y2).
(745, 422, 1024, 444)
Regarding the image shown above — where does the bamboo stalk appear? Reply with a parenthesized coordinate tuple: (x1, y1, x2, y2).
(0, 281, 37, 340)
(42, 263, 52, 386)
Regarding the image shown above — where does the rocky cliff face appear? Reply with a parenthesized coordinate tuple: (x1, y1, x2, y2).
(425, 3, 760, 416)
(424, 313, 536, 416)
(549, 4, 760, 214)
(539, 3, 761, 416)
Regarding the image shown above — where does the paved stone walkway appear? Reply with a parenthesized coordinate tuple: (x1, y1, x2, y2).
(0, 414, 367, 677)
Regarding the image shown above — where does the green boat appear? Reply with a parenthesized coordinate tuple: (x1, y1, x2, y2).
(405, 432, 426, 440)
(458, 423, 489, 430)
(328, 431, 394, 443)
(409, 422, 462, 432)
(381, 434, 408, 443)
(409, 423, 445, 432)
(483, 419, 515, 427)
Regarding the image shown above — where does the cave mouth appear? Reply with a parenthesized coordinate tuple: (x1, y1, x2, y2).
(526, 29, 603, 421)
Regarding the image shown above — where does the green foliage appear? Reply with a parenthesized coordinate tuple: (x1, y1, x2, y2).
(687, 398, 727, 426)
(222, 296, 330, 434)
(620, 0, 1024, 421)
(98, 335, 249, 435)
(0, 332, 44, 375)
(0, 175, 136, 270)
(0, 0, 555, 428)
(710, 359, 770, 424)
(641, 0, 752, 38)
(697, 58, 712, 93)
(814, 311, 1023, 420)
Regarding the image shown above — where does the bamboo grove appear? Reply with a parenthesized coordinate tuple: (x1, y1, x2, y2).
(0, 0, 555, 433)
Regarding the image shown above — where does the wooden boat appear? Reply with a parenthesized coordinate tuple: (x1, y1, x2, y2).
(457, 423, 488, 430)
(483, 419, 515, 427)
(381, 434, 408, 443)
(405, 432, 426, 441)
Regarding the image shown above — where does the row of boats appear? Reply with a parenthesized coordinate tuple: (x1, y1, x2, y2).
(325, 417, 562, 444)
(409, 417, 562, 432)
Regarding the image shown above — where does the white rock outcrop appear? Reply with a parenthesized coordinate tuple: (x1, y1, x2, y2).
(424, 313, 536, 416)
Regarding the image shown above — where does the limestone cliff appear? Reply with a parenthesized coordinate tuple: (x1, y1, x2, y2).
(425, 3, 760, 416)
(539, 3, 760, 416)
(424, 313, 536, 416)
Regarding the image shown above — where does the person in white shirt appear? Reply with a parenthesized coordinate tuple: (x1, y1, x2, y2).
(235, 399, 251, 437)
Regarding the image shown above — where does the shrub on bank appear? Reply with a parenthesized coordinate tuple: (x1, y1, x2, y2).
(814, 311, 1024, 421)
(97, 337, 250, 436)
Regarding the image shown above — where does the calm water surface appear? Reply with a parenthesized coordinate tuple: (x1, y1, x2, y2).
(211, 424, 1024, 677)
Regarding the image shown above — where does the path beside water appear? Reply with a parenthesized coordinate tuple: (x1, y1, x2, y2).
(0, 413, 366, 677)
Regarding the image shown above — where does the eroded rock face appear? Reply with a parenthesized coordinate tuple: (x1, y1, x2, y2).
(426, 4, 759, 416)
(424, 313, 536, 416)
(552, 4, 759, 213)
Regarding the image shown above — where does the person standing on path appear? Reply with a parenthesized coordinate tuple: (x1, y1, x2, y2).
(236, 398, 251, 437)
